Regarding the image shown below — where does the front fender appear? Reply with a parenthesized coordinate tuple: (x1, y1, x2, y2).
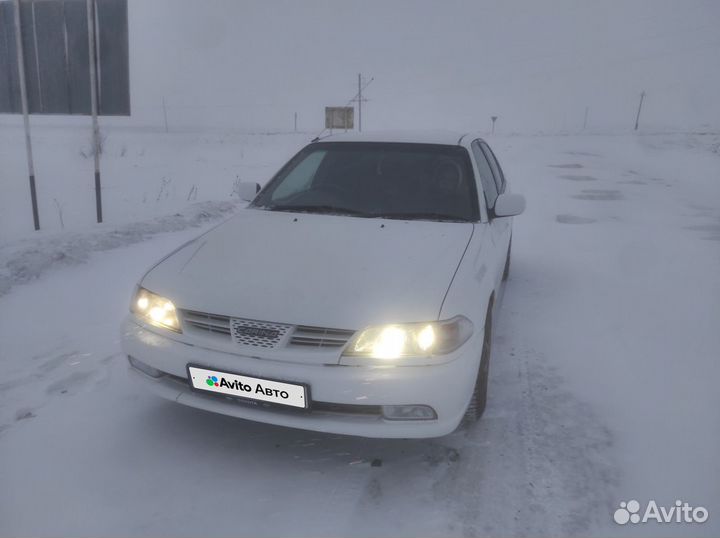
(439, 224, 495, 334)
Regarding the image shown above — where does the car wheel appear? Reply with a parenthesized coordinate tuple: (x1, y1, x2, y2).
(502, 238, 512, 281)
(461, 302, 493, 425)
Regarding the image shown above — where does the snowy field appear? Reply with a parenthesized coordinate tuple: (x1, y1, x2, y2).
(1, 127, 719, 537)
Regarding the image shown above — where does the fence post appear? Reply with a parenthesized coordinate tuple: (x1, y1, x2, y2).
(13, 0, 40, 230)
(86, 0, 102, 222)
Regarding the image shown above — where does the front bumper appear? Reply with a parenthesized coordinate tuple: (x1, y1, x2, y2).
(121, 316, 481, 438)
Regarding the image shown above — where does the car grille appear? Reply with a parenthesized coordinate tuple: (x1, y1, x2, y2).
(229, 318, 292, 348)
(183, 310, 231, 336)
(289, 325, 356, 348)
(181, 309, 355, 350)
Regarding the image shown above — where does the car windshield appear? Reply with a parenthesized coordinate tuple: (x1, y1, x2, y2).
(252, 142, 479, 221)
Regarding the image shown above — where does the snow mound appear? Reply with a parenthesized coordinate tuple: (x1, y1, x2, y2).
(0, 201, 238, 297)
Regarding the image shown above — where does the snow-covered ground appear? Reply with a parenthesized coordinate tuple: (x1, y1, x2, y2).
(0, 123, 310, 242)
(0, 128, 719, 537)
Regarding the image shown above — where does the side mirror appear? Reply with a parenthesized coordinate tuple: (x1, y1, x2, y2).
(494, 193, 526, 218)
(239, 182, 261, 202)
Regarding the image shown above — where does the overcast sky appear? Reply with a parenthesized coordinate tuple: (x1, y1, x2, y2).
(78, 0, 720, 132)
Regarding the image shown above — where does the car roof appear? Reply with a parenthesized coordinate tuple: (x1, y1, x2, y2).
(315, 130, 483, 146)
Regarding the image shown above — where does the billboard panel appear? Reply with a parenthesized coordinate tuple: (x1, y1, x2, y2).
(0, 0, 129, 116)
(325, 106, 354, 129)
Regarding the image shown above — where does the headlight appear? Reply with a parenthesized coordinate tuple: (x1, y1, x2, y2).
(342, 316, 473, 359)
(131, 287, 181, 332)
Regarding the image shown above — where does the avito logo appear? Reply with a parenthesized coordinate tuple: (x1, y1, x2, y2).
(206, 375, 252, 392)
(614, 500, 709, 525)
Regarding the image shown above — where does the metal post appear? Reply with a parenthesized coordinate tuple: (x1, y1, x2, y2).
(491, 115, 498, 135)
(294, 112, 297, 132)
(583, 106, 589, 130)
(358, 73, 362, 132)
(13, 0, 40, 230)
(634, 91, 645, 131)
(86, 0, 102, 222)
(162, 97, 168, 132)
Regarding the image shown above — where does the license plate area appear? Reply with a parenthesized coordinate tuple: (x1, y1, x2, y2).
(187, 364, 308, 409)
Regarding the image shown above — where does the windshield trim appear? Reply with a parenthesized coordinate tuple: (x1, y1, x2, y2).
(252, 204, 474, 223)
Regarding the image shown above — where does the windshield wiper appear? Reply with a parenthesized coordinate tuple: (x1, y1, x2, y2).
(264, 204, 368, 216)
(373, 211, 471, 222)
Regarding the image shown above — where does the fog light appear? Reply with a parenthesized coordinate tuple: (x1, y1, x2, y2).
(382, 405, 437, 421)
(128, 355, 163, 378)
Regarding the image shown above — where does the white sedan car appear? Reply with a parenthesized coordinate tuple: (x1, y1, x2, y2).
(121, 131, 525, 438)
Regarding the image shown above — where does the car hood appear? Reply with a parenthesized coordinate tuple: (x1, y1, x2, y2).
(141, 209, 474, 330)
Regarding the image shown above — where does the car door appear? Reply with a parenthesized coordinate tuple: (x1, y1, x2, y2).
(470, 140, 505, 286)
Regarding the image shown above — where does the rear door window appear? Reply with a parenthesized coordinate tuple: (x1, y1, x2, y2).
(480, 142, 506, 194)
(471, 140, 498, 210)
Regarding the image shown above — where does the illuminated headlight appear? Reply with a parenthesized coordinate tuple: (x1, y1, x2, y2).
(343, 316, 473, 360)
(131, 287, 181, 332)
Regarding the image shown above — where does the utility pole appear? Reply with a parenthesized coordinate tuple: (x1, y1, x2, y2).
(294, 112, 297, 132)
(352, 73, 371, 132)
(634, 91, 645, 131)
(87, 0, 102, 223)
(162, 97, 169, 132)
(13, 0, 40, 230)
(583, 106, 589, 130)
(491, 116, 498, 135)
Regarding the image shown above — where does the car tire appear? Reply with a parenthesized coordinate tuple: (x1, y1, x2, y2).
(461, 302, 493, 425)
(502, 238, 511, 281)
